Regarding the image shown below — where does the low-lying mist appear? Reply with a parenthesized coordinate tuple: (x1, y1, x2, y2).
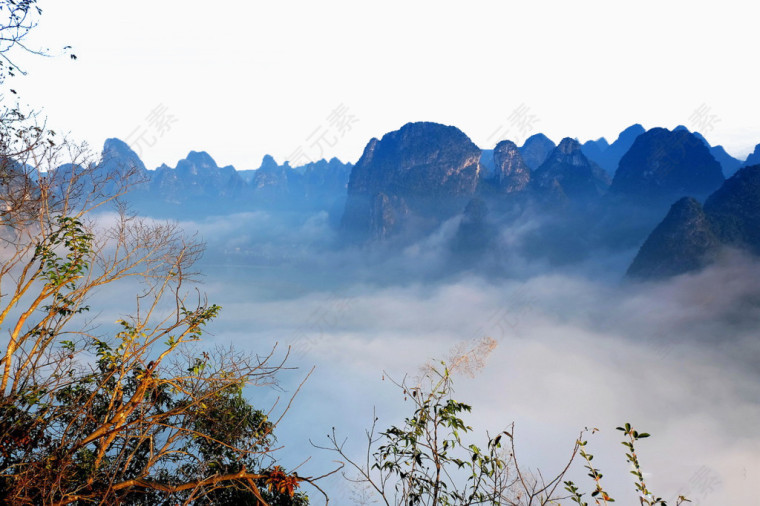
(92, 209, 759, 503)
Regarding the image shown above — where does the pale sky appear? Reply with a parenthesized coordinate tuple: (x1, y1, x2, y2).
(11, 0, 760, 171)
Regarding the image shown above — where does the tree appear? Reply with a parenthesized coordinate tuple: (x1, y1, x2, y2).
(320, 338, 579, 505)
(0, 4, 317, 503)
(0, 130, 323, 504)
(0, 0, 75, 85)
(563, 423, 690, 506)
(323, 338, 691, 506)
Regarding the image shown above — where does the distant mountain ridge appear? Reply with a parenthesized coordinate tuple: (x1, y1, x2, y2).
(95, 139, 352, 217)
(69, 122, 760, 280)
(581, 124, 645, 176)
(335, 122, 759, 279)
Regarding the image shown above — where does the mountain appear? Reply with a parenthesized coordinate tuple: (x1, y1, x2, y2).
(42, 139, 150, 211)
(150, 151, 246, 207)
(244, 154, 287, 185)
(101, 138, 148, 175)
(627, 197, 719, 279)
(595, 127, 725, 252)
(341, 122, 481, 241)
(299, 157, 353, 222)
(709, 145, 743, 177)
(610, 127, 724, 205)
(580, 137, 610, 166)
(673, 125, 742, 177)
(237, 155, 351, 210)
(492, 140, 531, 193)
(627, 165, 760, 278)
(743, 144, 760, 167)
(479, 149, 496, 179)
(90, 138, 151, 195)
(0, 156, 40, 219)
(246, 155, 300, 206)
(519, 134, 555, 171)
(532, 138, 610, 202)
(583, 124, 645, 176)
(86, 128, 757, 279)
(703, 164, 760, 254)
(90, 139, 352, 217)
(301, 157, 352, 202)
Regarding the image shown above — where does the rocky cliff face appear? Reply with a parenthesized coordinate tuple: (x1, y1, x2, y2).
(368, 192, 409, 241)
(611, 128, 724, 204)
(341, 122, 481, 240)
(519, 133, 555, 171)
(492, 140, 531, 193)
(532, 137, 610, 202)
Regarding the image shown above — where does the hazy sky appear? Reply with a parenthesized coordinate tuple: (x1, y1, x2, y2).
(12, 0, 760, 171)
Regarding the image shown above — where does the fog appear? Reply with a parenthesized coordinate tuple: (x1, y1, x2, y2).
(88, 209, 760, 503)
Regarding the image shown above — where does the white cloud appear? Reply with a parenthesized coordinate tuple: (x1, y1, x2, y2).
(190, 239, 760, 503)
